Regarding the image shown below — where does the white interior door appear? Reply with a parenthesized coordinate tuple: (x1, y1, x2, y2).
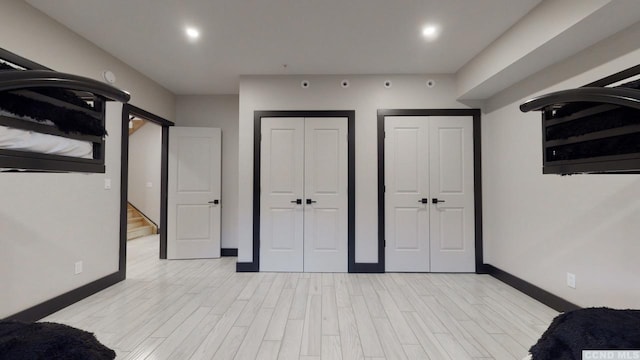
(385, 117, 430, 272)
(260, 118, 305, 272)
(167, 127, 221, 259)
(385, 116, 475, 272)
(260, 117, 348, 272)
(429, 117, 475, 272)
(303, 118, 348, 272)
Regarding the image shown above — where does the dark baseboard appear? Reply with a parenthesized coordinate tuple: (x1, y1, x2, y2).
(236, 262, 258, 272)
(235, 260, 383, 273)
(483, 264, 581, 312)
(350, 262, 384, 273)
(3, 271, 124, 322)
(221, 248, 238, 257)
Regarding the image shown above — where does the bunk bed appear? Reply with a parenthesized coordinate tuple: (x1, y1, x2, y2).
(0, 48, 129, 357)
(520, 64, 640, 175)
(0, 48, 130, 173)
(520, 66, 640, 359)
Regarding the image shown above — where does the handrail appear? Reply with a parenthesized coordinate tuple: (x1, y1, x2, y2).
(520, 87, 640, 113)
(0, 70, 130, 103)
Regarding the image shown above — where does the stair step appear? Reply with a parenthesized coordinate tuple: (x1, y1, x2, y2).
(127, 220, 145, 230)
(126, 203, 157, 240)
(127, 225, 155, 240)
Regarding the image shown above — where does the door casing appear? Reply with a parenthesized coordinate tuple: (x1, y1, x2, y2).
(378, 109, 483, 273)
(120, 104, 174, 275)
(239, 110, 356, 272)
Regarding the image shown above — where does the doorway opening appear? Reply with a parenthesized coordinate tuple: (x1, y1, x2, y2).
(127, 118, 161, 241)
(119, 105, 174, 274)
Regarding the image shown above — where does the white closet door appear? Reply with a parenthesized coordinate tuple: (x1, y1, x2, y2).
(384, 117, 430, 272)
(303, 118, 348, 272)
(384, 116, 475, 272)
(167, 127, 221, 259)
(429, 116, 475, 272)
(260, 118, 305, 272)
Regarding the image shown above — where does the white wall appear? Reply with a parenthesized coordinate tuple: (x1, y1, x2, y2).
(128, 122, 162, 224)
(0, 103, 122, 318)
(482, 22, 640, 309)
(0, 1, 175, 318)
(238, 75, 470, 263)
(175, 95, 239, 249)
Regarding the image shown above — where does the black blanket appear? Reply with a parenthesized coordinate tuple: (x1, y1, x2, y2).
(0, 321, 115, 360)
(0, 62, 107, 136)
(530, 307, 640, 360)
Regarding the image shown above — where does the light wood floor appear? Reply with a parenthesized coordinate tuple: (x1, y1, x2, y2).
(43, 235, 557, 360)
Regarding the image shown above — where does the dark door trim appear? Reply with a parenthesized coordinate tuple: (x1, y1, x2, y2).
(120, 104, 174, 273)
(377, 109, 483, 273)
(237, 110, 356, 272)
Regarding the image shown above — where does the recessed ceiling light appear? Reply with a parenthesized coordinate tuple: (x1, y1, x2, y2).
(421, 25, 439, 40)
(185, 27, 200, 40)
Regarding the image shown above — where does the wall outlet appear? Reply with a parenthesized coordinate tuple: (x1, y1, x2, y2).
(75, 261, 83, 275)
(104, 178, 112, 190)
(567, 272, 576, 289)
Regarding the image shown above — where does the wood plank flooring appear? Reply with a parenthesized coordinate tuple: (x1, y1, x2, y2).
(43, 236, 557, 359)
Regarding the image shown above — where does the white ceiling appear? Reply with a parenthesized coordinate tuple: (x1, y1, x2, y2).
(25, 0, 542, 95)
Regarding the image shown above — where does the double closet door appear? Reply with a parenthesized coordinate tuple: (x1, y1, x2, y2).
(260, 117, 348, 272)
(385, 116, 475, 272)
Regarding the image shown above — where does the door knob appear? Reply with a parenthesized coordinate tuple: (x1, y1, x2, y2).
(208, 200, 220, 205)
(290, 199, 302, 205)
(418, 198, 429, 204)
(432, 198, 445, 204)
(306, 199, 317, 204)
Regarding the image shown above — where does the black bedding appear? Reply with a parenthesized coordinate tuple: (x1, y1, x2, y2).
(0, 61, 106, 136)
(0, 321, 115, 360)
(0, 47, 130, 172)
(520, 67, 640, 173)
(530, 308, 640, 360)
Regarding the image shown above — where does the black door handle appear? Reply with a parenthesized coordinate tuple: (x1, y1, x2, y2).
(290, 199, 302, 205)
(306, 199, 317, 204)
(432, 198, 445, 204)
(418, 198, 429, 204)
(208, 200, 219, 205)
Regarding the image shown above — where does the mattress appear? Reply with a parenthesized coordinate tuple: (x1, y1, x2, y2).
(0, 125, 93, 159)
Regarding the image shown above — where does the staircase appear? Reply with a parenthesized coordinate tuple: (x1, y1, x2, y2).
(129, 117, 146, 135)
(127, 203, 157, 240)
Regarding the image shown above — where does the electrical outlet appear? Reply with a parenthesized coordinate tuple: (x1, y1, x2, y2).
(75, 261, 83, 275)
(567, 272, 576, 289)
(104, 178, 111, 190)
